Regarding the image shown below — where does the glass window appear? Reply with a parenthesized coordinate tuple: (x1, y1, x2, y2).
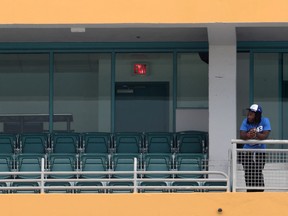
(54, 53, 111, 132)
(0, 53, 49, 133)
(177, 52, 208, 108)
(282, 54, 288, 139)
(254, 53, 280, 139)
(115, 53, 173, 132)
(236, 52, 250, 137)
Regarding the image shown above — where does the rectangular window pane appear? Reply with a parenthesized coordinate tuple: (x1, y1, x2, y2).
(54, 53, 111, 132)
(177, 53, 208, 108)
(254, 53, 280, 139)
(0, 54, 49, 133)
(237, 52, 250, 134)
(115, 53, 173, 132)
(282, 54, 288, 139)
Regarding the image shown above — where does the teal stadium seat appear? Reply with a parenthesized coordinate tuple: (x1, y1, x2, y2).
(44, 181, 72, 193)
(51, 132, 80, 153)
(46, 154, 77, 193)
(0, 182, 8, 193)
(203, 181, 228, 192)
(0, 133, 17, 154)
(134, 153, 172, 193)
(143, 153, 172, 179)
(82, 132, 112, 154)
(108, 181, 134, 193)
(107, 153, 140, 193)
(75, 181, 104, 193)
(19, 133, 48, 154)
(76, 153, 108, 193)
(171, 154, 204, 193)
(0, 154, 14, 179)
(113, 132, 143, 153)
(80, 153, 108, 179)
(112, 153, 141, 179)
(11, 182, 40, 194)
(171, 181, 200, 193)
(176, 131, 208, 154)
(139, 181, 168, 193)
(144, 132, 174, 153)
(16, 154, 44, 179)
(48, 153, 77, 179)
(175, 154, 204, 179)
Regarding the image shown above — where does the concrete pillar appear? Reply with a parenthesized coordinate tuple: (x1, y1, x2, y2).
(208, 24, 237, 166)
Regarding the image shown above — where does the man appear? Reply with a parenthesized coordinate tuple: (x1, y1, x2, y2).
(240, 104, 271, 192)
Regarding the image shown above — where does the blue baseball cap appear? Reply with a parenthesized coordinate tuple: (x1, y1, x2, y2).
(248, 104, 262, 113)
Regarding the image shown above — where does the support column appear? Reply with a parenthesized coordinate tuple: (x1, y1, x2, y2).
(208, 24, 237, 166)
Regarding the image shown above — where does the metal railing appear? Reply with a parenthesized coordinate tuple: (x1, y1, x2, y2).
(0, 158, 229, 193)
(231, 139, 288, 192)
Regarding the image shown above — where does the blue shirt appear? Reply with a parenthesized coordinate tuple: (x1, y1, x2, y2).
(240, 117, 271, 149)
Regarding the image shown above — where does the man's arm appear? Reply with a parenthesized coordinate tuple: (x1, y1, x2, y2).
(255, 130, 270, 140)
(240, 130, 255, 140)
(240, 129, 270, 140)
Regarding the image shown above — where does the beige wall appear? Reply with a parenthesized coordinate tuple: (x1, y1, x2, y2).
(2, 0, 288, 24)
(0, 193, 288, 216)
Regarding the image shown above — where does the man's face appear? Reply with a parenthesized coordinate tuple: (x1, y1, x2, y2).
(247, 111, 256, 123)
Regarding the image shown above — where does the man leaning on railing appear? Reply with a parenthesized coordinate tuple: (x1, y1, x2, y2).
(239, 104, 271, 192)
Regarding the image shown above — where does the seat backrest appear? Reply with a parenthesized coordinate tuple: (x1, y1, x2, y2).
(171, 181, 199, 193)
(48, 153, 77, 179)
(80, 153, 108, 179)
(114, 132, 143, 153)
(140, 181, 168, 193)
(51, 133, 80, 153)
(17, 153, 44, 179)
(0, 134, 17, 154)
(144, 153, 172, 178)
(112, 153, 140, 178)
(176, 131, 208, 154)
(11, 182, 40, 194)
(203, 181, 228, 192)
(108, 181, 134, 193)
(44, 182, 72, 193)
(19, 133, 48, 154)
(145, 132, 173, 153)
(175, 153, 203, 178)
(82, 132, 111, 154)
(0, 154, 13, 179)
(75, 181, 104, 193)
(0, 182, 8, 194)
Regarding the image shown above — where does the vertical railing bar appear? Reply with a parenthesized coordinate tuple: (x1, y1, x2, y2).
(232, 142, 237, 192)
(40, 158, 45, 194)
(227, 149, 231, 192)
(133, 157, 137, 193)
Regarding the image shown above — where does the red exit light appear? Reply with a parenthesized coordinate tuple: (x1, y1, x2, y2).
(134, 63, 147, 75)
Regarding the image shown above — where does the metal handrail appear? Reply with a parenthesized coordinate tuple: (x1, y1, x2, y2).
(231, 139, 288, 144)
(0, 158, 229, 193)
(231, 139, 288, 192)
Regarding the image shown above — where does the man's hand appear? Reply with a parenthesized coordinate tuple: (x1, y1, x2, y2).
(247, 128, 257, 139)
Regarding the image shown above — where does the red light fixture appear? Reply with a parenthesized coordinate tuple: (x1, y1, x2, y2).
(134, 63, 147, 75)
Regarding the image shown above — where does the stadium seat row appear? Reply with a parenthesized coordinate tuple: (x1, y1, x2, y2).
(0, 152, 218, 194)
(0, 153, 206, 180)
(0, 180, 227, 194)
(0, 131, 208, 154)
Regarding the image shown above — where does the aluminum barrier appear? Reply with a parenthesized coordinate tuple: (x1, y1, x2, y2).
(0, 158, 229, 193)
(231, 139, 288, 192)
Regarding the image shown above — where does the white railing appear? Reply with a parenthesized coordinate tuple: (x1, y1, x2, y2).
(0, 158, 230, 193)
(231, 139, 288, 192)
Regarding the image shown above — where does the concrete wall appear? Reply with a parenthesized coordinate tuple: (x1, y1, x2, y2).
(176, 109, 208, 132)
(1, 0, 288, 24)
(0, 193, 288, 216)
